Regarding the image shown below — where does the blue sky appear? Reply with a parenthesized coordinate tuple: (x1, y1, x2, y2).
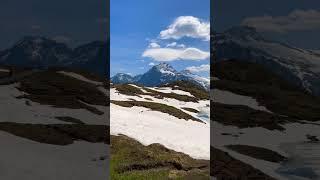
(0, 0, 107, 49)
(110, 0, 210, 77)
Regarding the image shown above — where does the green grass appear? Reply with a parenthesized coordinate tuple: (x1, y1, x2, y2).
(111, 100, 203, 123)
(16, 70, 107, 114)
(114, 84, 144, 96)
(211, 146, 276, 179)
(181, 107, 199, 113)
(225, 144, 287, 163)
(110, 135, 209, 180)
(161, 81, 209, 100)
(143, 88, 198, 102)
(212, 102, 293, 130)
(0, 122, 108, 145)
(113, 84, 202, 102)
(55, 116, 85, 124)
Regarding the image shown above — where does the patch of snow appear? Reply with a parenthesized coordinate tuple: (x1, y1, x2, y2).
(0, 131, 108, 180)
(128, 84, 149, 93)
(212, 89, 271, 113)
(0, 84, 107, 125)
(159, 69, 176, 75)
(111, 104, 209, 160)
(212, 121, 320, 179)
(57, 71, 103, 86)
(0, 69, 9, 73)
(147, 87, 194, 97)
(111, 87, 209, 122)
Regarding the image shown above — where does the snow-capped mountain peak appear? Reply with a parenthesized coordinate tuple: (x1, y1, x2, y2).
(111, 63, 210, 91)
(215, 26, 320, 96)
(153, 62, 177, 75)
(0, 37, 108, 75)
(111, 73, 134, 84)
(180, 69, 194, 76)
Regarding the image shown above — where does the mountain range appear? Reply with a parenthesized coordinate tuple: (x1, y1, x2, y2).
(214, 26, 320, 97)
(111, 63, 210, 91)
(0, 36, 108, 75)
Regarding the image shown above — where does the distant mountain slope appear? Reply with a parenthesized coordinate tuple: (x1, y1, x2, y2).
(137, 63, 179, 86)
(111, 63, 210, 91)
(111, 73, 134, 84)
(71, 41, 108, 75)
(214, 26, 320, 96)
(0, 36, 108, 76)
(0, 36, 72, 68)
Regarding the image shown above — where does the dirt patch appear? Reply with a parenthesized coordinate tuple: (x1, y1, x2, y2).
(226, 144, 287, 163)
(211, 146, 276, 179)
(16, 70, 107, 114)
(0, 122, 109, 145)
(55, 116, 85, 124)
(212, 102, 296, 130)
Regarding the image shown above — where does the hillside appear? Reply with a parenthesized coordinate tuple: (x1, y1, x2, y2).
(110, 81, 210, 179)
(0, 67, 109, 179)
(211, 59, 320, 180)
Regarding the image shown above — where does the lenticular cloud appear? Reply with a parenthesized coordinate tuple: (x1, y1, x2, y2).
(142, 47, 209, 61)
(160, 16, 210, 41)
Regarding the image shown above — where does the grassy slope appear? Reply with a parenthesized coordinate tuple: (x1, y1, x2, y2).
(113, 83, 202, 102)
(111, 135, 209, 180)
(111, 82, 209, 179)
(0, 122, 109, 145)
(16, 70, 108, 114)
(111, 100, 203, 123)
(211, 147, 276, 180)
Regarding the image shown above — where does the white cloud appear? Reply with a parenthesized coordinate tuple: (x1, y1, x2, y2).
(142, 47, 209, 62)
(185, 64, 210, 73)
(148, 42, 161, 48)
(148, 62, 155, 66)
(241, 9, 320, 33)
(160, 16, 210, 41)
(166, 42, 186, 48)
(177, 44, 186, 48)
(166, 42, 177, 47)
